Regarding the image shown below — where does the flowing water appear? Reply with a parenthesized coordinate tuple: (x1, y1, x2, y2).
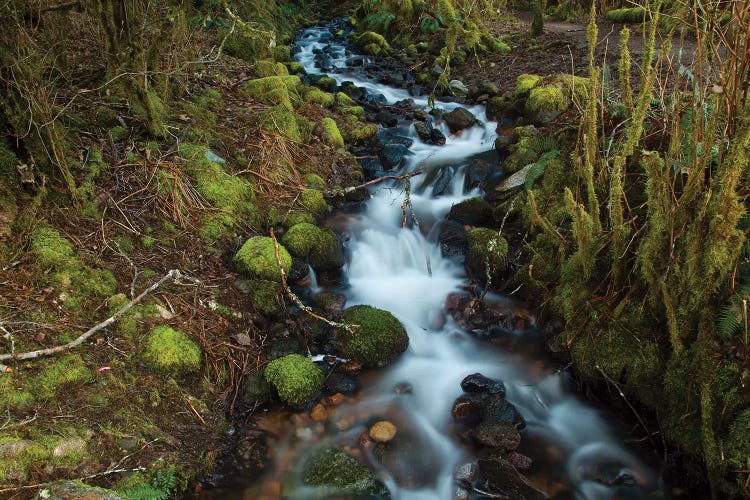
(225, 22, 658, 500)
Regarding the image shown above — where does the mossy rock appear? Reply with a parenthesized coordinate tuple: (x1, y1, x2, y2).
(605, 7, 646, 23)
(337, 305, 408, 368)
(340, 117, 379, 144)
(525, 86, 570, 124)
(304, 87, 335, 108)
(221, 26, 274, 63)
(335, 92, 357, 107)
(261, 105, 308, 143)
(36, 481, 124, 499)
(0, 433, 91, 487)
(243, 76, 302, 111)
(234, 236, 291, 283)
(340, 106, 366, 119)
(143, 326, 202, 376)
(281, 223, 344, 271)
(287, 61, 306, 75)
(252, 60, 290, 77)
(316, 76, 338, 92)
(250, 279, 283, 315)
(304, 174, 326, 189)
(264, 354, 323, 407)
(466, 228, 509, 285)
(354, 31, 390, 56)
(299, 189, 328, 218)
(321, 117, 345, 149)
(0, 376, 34, 410)
(296, 447, 390, 498)
(515, 74, 542, 98)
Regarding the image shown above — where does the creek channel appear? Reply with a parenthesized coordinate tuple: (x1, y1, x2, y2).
(220, 21, 659, 500)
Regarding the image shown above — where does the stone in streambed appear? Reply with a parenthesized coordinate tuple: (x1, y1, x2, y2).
(447, 197, 494, 227)
(461, 373, 506, 396)
(336, 305, 408, 368)
(324, 372, 360, 394)
(438, 221, 468, 263)
(369, 421, 397, 442)
(264, 354, 323, 407)
(379, 143, 412, 170)
(471, 420, 521, 450)
(281, 223, 344, 271)
(414, 121, 433, 142)
(477, 449, 546, 500)
(298, 447, 390, 498)
(443, 107, 478, 132)
(451, 396, 482, 425)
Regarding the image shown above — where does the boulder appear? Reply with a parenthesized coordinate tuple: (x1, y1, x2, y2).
(264, 354, 324, 407)
(447, 197, 494, 227)
(466, 228, 509, 285)
(337, 305, 409, 368)
(379, 143, 412, 170)
(461, 373, 506, 396)
(477, 449, 546, 500)
(298, 447, 390, 498)
(438, 221, 468, 263)
(234, 236, 291, 283)
(443, 107, 478, 132)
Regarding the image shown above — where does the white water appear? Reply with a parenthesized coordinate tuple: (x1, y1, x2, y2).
(288, 23, 655, 500)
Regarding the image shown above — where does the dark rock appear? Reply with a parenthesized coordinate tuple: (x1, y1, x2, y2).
(325, 372, 360, 394)
(242, 370, 272, 407)
(465, 160, 490, 190)
(340, 81, 364, 100)
(477, 449, 546, 500)
(376, 111, 399, 127)
(447, 197, 494, 227)
(471, 420, 521, 450)
(451, 396, 482, 425)
(483, 395, 526, 430)
(379, 143, 412, 170)
(299, 447, 390, 498)
(267, 337, 304, 360)
(426, 166, 455, 196)
(378, 129, 414, 147)
(393, 382, 413, 394)
(494, 135, 514, 153)
(362, 89, 387, 106)
(288, 257, 310, 283)
(454, 460, 479, 486)
(414, 121, 433, 142)
(409, 85, 424, 97)
(443, 107, 478, 132)
(313, 292, 347, 319)
(413, 109, 428, 121)
(430, 127, 446, 145)
(460, 373, 506, 396)
(507, 451, 533, 471)
(438, 220, 468, 263)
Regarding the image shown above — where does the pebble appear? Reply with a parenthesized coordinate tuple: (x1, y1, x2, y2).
(310, 403, 328, 422)
(323, 392, 345, 406)
(369, 420, 397, 442)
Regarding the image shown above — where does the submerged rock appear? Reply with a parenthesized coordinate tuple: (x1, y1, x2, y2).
(369, 420, 398, 442)
(298, 447, 390, 498)
(477, 449, 547, 500)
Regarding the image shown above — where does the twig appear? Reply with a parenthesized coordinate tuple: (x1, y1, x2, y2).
(269, 228, 357, 334)
(324, 169, 424, 198)
(163, 119, 194, 157)
(0, 270, 199, 362)
(186, 396, 207, 426)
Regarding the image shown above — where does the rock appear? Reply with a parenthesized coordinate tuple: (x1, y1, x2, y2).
(414, 121, 433, 142)
(460, 373, 506, 396)
(447, 197, 494, 227)
(282, 223, 344, 272)
(35, 481, 124, 500)
(243, 371, 272, 407)
(310, 403, 328, 422)
(483, 395, 526, 429)
(525, 86, 570, 125)
(369, 421, 397, 442)
(451, 396, 482, 425)
(472, 420, 521, 450)
(466, 228, 509, 285)
(443, 107, 477, 132)
(449, 79, 469, 96)
(336, 305, 409, 368)
(323, 392, 346, 406)
(264, 354, 324, 407)
(426, 166, 455, 196)
(477, 450, 546, 499)
(267, 336, 304, 360)
(507, 451, 533, 471)
(375, 111, 399, 127)
(465, 160, 490, 190)
(438, 221, 468, 262)
(492, 163, 534, 201)
(393, 382, 413, 394)
(494, 134, 514, 152)
(413, 109, 428, 121)
(313, 292, 347, 319)
(234, 236, 291, 283)
(51, 438, 87, 458)
(380, 143, 412, 170)
(299, 447, 390, 498)
(454, 460, 479, 486)
(325, 372, 360, 394)
(430, 127, 446, 145)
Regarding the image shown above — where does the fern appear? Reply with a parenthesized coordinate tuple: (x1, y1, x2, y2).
(363, 11, 396, 34)
(528, 135, 562, 153)
(717, 283, 750, 340)
(524, 150, 561, 191)
(420, 16, 440, 33)
(151, 466, 178, 492)
(120, 486, 169, 500)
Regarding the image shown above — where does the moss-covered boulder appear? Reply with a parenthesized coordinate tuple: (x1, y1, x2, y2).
(339, 116, 379, 144)
(281, 223, 344, 271)
(243, 75, 302, 111)
(321, 117, 345, 149)
(515, 74, 542, 98)
(222, 25, 274, 63)
(234, 236, 292, 283)
(249, 279, 283, 315)
(354, 31, 391, 56)
(466, 228, 509, 285)
(296, 447, 390, 498)
(337, 305, 408, 367)
(447, 197, 495, 227)
(143, 326, 202, 376)
(264, 354, 323, 407)
(252, 60, 289, 77)
(335, 92, 357, 107)
(299, 189, 328, 218)
(525, 86, 570, 124)
(304, 87, 335, 108)
(35, 481, 124, 500)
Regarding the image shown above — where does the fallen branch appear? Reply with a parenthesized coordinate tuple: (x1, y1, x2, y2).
(0, 270, 200, 362)
(324, 169, 424, 198)
(269, 228, 357, 334)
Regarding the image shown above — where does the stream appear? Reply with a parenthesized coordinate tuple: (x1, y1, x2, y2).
(221, 21, 657, 500)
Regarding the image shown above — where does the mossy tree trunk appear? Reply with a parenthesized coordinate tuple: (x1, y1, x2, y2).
(530, 0, 545, 36)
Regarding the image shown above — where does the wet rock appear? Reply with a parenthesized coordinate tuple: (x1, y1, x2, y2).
(35, 481, 124, 500)
(313, 292, 347, 319)
(449, 79, 469, 96)
(483, 395, 526, 430)
(451, 396, 482, 425)
(427, 307, 446, 330)
(369, 420, 397, 442)
(477, 449, 547, 500)
(454, 487, 470, 500)
(325, 372, 360, 394)
(380, 143, 412, 170)
(267, 337, 304, 360)
(471, 420, 521, 450)
(310, 403, 328, 422)
(430, 127, 447, 145)
(288, 257, 310, 283)
(414, 121, 433, 142)
(447, 197, 494, 227)
(438, 221, 468, 263)
(454, 460, 478, 486)
(376, 111, 399, 127)
(414, 109, 428, 121)
(460, 373, 506, 396)
(393, 382, 413, 394)
(465, 160, 490, 190)
(443, 107, 478, 132)
(339, 359, 364, 374)
(494, 134, 514, 153)
(336, 305, 409, 368)
(299, 447, 390, 498)
(428, 166, 455, 196)
(492, 163, 534, 201)
(323, 392, 345, 406)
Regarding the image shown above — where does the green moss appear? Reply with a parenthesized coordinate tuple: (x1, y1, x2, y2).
(261, 104, 304, 143)
(321, 117, 345, 149)
(287, 61, 306, 75)
(338, 305, 408, 367)
(467, 228, 508, 282)
(144, 326, 202, 376)
(605, 7, 646, 23)
(298, 447, 390, 498)
(525, 86, 570, 122)
(109, 126, 129, 142)
(33, 354, 94, 398)
(0, 140, 19, 178)
(284, 210, 316, 228)
(340, 117, 379, 143)
(243, 76, 302, 111)
(199, 213, 237, 244)
(30, 225, 75, 271)
(304, 87, 335, 108)
(0, 377, 34, 410)
(252, 60, 290, 77)
(0, 432, 90, 484)
(233, 236, 291, 282)
(340, 106, 366, 119)
(249, 280, 283, 315)
(316, 77, 337, 92)
(304, 174, 326, 189)
(221, 25, 274, 63)
(299, 189, 328, 218)
(272, 45, 292, 62)
(56, 268, 117, 311)
(515, 74, 542, 97)
(264, 354, 323, 406)
(335, 92, 357, 107)
(355, 31, 391, 55)
(281, 223, 343, 270)
(114, 235, 135, 254)
(141, 235, 155, 249)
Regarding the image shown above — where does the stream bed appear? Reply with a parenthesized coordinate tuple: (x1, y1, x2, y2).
(215, 21, 659, 500)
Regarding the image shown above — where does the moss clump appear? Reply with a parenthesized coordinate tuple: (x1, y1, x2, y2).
(298, 447, 390, 498)
(466, 228, 509, 284)
(281, 223, 343, 270)
(144, 326, 202, 376)
(33, 354, 94, 398)
(0, 377, 34, 410)
(30, 225, 76, 271)
(338, 305, 408, 367)
(515, 74, 542, 98)
(305, 174, 326, 189)
(299, 189, 328, 218)
(340, 106, 366, 119)
(234, 236, 291, 282)
(243, 76, 302, 111)
(252, 60, 290, 77)
(339, 117, 379, 144)
(264, 354, 323, 407)
(0, 432, 90, 484)
(525, 86, 570, 123)
(304, 87, 335, 108)
(261, 104, 308, 143)
(249, 280, 283, 316)
(316, 76, 337, 92)
(109, 125, 129, 141)
(605, 7, 646, 23)
(335, 92, 357, 107)
(221, 25, 274, 63)
(321, 117, 345, 149)
(354, 31, 390, 56)
(287, 61, 306, 75)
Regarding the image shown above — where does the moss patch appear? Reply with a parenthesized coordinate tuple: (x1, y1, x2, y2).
(354, 31, 390, 56)
(233, 236, 291, 282)
(321, 117, 345, 149)
(143, 326, 202, 376)
(252, 60, 290, 77)
(264, 354, 323, 407)
(281, 223, 343, 271)
(338, 305, 408, 367)
(299, 189, 328, 218)
(298, 447, 390, 498)
(515, 74, 542, 98)
(304, 87, 335, 108)
(525, 86, 570, 123)
(243, 75, 302, 111)
(33, 354, 94, 399)
(249, 280, 283, 316)
(467, 228, 509, 284)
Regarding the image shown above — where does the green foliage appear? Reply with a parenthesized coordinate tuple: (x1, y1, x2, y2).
(33, 354, 94, 398)
(524, 150, 561, 191)
(362, 11, 397, 35)
(144, 326, 202, 376)
(233, 236, 291, 282)
(118, 465, 180, 500)
(264, 354, 323, 406)
(338, 305, 408, 367)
